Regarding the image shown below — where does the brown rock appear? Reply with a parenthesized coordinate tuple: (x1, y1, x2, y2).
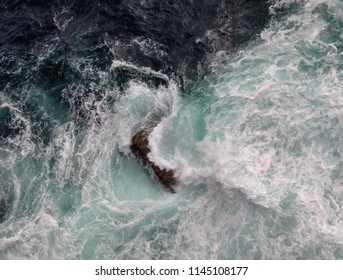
(130, 128, 176, 193)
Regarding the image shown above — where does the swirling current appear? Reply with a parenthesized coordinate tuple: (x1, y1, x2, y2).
(0, 0, 343, 259)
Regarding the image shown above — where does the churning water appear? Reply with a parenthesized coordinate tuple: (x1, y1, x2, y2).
(0, 0, 342, 259)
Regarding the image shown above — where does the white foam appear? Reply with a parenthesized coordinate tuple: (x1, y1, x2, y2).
(53, 8, 74, 32)
(114, 80, 179, 155)
(53, 122, 76, 180)
(111, 60, 169, 82)
(184, 0, 343, 255)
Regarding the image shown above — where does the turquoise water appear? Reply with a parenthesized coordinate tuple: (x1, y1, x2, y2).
(0, 0, 343, 259)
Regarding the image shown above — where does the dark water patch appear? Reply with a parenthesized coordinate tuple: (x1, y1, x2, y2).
(36, 56, 81, 111)
(0, 50, 35, 92)
(0, 179, 16, 224)
(0, 53, 19, 91)
(74, 34, 114, 72)
(21, 99, 56, 146)
(0, 72, 13, 92)
(0, 106, 25, 141)
(0, 198, 9, 223)
(0, 107, 16, 139)
(1, 0, 272, 81)
(97, 0, 272, 78)
(0, 1, 58, 48)
(37, 59, 80, 89)
(270, 0, 303, 19)
(111, 67, 169, 90)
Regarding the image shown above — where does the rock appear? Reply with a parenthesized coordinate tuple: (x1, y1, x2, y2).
(130, 128, 176, 193)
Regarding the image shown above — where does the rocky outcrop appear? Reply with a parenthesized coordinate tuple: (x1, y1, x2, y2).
(130, 128, 176, 193)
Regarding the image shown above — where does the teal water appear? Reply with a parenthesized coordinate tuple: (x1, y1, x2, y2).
(0, 0, 343, 259)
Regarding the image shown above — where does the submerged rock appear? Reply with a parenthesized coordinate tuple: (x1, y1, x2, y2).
(130, 128, 176, 193)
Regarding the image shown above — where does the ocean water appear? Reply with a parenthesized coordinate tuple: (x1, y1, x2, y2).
(0, 0, 343, 259)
